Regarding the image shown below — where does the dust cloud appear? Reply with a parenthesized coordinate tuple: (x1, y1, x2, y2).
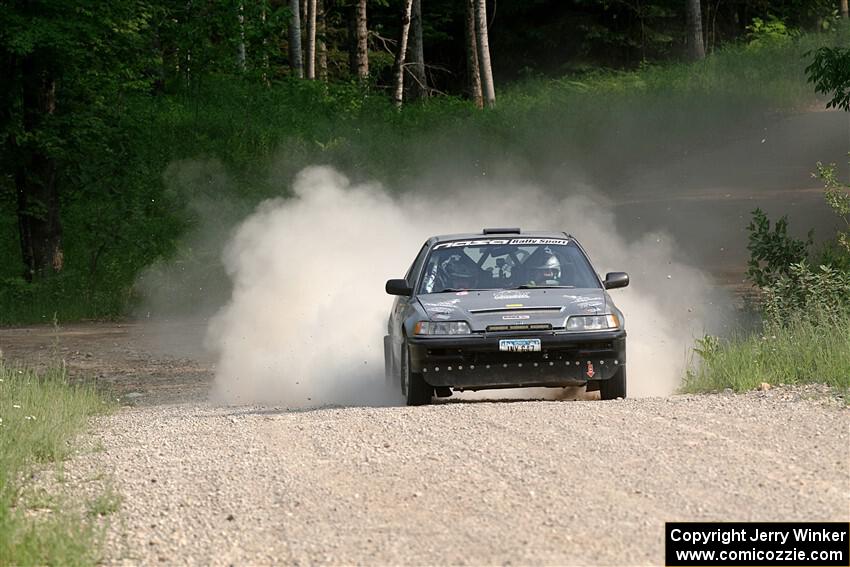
(206, 165, 719, 407)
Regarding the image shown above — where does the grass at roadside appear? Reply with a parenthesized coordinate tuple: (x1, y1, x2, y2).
(683, 316, 850, 395)
(0, 362, 115, 566)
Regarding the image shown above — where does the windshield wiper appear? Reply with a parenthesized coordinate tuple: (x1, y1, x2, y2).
(433, 288, 491, 293)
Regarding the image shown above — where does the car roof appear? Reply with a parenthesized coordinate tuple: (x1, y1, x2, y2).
(431, 230, 572, 243)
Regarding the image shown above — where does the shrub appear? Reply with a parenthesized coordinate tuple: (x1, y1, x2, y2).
(746, 16, 799, 48)
(816, 159, 850, 253)
(761, 262, 850, 326)
(745, 208, 812, 287)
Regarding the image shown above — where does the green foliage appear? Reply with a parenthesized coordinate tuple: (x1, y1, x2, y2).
(684, 316, 850, 393)
(154, 0, 291, 85)
(691, 334, 721, 361)
(693, 170, 850, 391)
(806, 44, 850, 111)
(746, 208, 812, 287)
(746, 16, 799, 48)
(86, 487, 122, 519)
(761, 262, 850, 326)
(0, 30, 842, 322)
(0, 362, 114, 565)
(816, 159, 850, 255)
(744, 165, 850, 326)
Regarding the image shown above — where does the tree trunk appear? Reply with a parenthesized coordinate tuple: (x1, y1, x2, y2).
(305, 0, 317, 79)
(465, 0, 483, 108)
(261, 7, 269, 83)
(318, 0, 328, 81)
(687, 0, 706, 60)
(15, 56, 63, 281)
(301, 0, 308, 68)
(474, 0, 495, 108)
(408, 0, 428, 100)
(392, 0, 414, 107)
(152, 27, 166, 93)
(348, 4, 357, 76)
(842, 0, 849, 20)
(237, 3, 246, 71)
(289, 0, 304, 78)
(355, 0, 369, 80)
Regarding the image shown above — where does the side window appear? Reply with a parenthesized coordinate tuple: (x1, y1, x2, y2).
(405, 242, 430, 285)
(420, 254, 441, 294)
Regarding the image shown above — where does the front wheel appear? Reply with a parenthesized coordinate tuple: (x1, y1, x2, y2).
(599, 366, 627, 400)
(401, 343, 433, 406)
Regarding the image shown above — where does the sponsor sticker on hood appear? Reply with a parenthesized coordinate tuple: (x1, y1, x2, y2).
(493, 290, 530, 300)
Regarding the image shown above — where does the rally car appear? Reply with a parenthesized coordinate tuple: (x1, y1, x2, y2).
(384, 228, 629, 405)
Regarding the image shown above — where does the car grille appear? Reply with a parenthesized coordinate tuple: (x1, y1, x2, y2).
(485, 323, 553, 332)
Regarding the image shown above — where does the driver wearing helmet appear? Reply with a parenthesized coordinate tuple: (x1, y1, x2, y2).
(526, 248, 562, 286)
(441, 254, 478, 290)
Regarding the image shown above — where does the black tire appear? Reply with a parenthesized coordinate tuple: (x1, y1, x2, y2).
(401, 343, 433, 406)
(599, 366, 627, 400)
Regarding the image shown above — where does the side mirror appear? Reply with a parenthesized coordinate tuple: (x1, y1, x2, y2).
(386, 278, 413, 296)
(603, 272, 629, 290)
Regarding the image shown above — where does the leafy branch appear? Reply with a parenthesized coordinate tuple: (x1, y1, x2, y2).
(806, 46, 850, 111)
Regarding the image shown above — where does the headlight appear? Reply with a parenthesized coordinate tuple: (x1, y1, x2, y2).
(566, 314, 620, 331)
(414, 321, 472, 335)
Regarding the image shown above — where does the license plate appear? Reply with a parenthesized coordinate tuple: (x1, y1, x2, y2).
(499, 339, 541, 353)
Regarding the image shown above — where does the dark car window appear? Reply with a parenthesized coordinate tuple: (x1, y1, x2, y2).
(405, 242, 430, 284)
(418, 239, 600, 294)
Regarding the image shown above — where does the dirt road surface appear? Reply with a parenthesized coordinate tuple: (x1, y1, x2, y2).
(1, 323, 848, 566)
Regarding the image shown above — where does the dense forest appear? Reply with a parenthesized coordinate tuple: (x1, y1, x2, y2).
(0, 0, 848, 321)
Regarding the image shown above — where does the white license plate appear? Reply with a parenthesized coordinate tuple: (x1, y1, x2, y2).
(499, 339, 541, 353)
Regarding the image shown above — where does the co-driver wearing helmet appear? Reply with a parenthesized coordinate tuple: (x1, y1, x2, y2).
(526, 247, 566, 286)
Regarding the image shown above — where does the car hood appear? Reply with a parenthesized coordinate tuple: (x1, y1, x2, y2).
(417, 288, 608, 332)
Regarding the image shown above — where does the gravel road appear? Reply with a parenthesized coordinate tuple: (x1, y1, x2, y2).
(3, 325, 848, 565)
(66, 391, 848, 566)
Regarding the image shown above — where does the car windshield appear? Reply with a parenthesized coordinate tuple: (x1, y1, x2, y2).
(417, 238, 601, 294)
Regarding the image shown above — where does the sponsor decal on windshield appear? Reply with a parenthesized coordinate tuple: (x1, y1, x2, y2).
(423, 261, 439, 293)
(433, 238, 570, 250)
(508, 238, 570, 246)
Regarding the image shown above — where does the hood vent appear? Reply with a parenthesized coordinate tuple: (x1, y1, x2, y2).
(469, 306, 564, 315)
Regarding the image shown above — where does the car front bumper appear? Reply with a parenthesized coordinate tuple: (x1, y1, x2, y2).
(407, 330, 626, 390)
